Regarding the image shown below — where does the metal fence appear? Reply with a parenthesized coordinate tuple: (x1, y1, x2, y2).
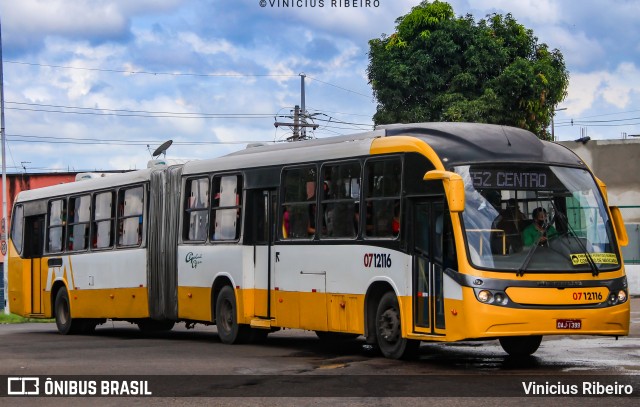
(619, 206, 640, 265)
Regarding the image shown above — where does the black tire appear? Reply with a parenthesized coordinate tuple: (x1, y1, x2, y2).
(375, 291, 420, 359)
(499, 336, 542, 357)
(215, 286, 247, 344)
(54, 287, 82, 335)
(315, 331, 360, 342)
(137, 319, 175, 333)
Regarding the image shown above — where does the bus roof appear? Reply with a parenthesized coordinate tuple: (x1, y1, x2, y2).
(15, 168, 156, 203)
(381, 122, 584, 169)
(15, 123, 586, 203)
(183, 122, 584, 176)
(182, 130, 384, 175)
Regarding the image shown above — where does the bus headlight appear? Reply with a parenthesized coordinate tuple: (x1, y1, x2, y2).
(494, 292, 507, 305)
(478, 290, 492, 303)
(617, 290, 627, 303)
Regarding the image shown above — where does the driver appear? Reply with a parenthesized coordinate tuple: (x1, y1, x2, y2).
(522, 207, 558, 246)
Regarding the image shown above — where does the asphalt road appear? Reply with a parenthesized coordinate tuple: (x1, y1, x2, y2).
(0, 298, 638, 406)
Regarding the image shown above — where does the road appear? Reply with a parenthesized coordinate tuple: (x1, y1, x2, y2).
(0, 298, 638, 405)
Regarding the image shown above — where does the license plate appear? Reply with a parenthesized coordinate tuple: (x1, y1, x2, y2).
(556, 319, 582, 329)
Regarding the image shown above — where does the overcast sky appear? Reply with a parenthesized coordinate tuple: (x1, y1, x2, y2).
(0, 0, 638, 172)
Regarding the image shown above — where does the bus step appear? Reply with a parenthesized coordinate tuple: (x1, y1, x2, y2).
(250, 318, 274, 329)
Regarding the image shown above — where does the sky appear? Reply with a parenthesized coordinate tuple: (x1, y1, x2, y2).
(0, 0, 639, 173)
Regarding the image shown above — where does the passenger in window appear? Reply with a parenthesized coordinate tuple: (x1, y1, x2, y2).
(360, 201, 374, 235)
(522, 207, 558, 247)
(392, 203, 400, 236)
(308, 202, 316, 235)
(137, 215, 143, 244)
(282, 206, 290, 239)
(495, 198, 527, 253)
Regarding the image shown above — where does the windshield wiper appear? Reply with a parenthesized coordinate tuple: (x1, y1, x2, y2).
(517, 241, 538, 277)
(552, 208, 600, 276)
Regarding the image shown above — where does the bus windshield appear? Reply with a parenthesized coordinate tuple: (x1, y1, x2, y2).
(454, 164, 621, 273)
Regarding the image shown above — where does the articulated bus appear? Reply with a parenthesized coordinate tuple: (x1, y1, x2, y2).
(8, 123, 630, 359)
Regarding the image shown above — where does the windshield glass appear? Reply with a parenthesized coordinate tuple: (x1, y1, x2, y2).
(454, 165, 621, 273)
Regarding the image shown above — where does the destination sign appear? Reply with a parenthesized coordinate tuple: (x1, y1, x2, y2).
(468, 167, 563, 190)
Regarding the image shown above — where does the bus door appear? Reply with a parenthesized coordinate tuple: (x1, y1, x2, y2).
(23, 215, 46, 315)
(250, 189, 277, 319)
(412, 199, 446, 334)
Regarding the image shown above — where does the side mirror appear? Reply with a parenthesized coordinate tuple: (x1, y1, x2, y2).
(609, 206, 628, 247)
(424, 170, 465, 212)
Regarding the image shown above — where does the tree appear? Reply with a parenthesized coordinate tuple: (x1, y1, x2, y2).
(367, 1, 569, 140)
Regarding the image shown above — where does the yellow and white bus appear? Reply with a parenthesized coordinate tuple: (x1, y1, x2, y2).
(8, 123, 630, 359)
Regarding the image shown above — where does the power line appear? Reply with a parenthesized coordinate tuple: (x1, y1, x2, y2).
(555, 108, 640, 123)
(5, 61, 379, 100)
(6, 106, 277, 120)
(5, 60, 297, 78)
(6, 101, 275, 117)
(556, 116, 640, 125)
(6, 134, 272, 146)
(307, 107, 373, 118)
(556, 122, 640, 128)
(306, 76, 372, 99)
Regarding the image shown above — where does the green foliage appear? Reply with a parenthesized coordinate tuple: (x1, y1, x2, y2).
(0, 313, 54, 323)
(367, 0, 569, 140)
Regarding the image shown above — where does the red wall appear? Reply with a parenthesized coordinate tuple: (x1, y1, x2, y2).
(0, 173, 78, 262)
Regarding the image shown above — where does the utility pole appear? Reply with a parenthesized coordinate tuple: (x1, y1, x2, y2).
(300, 73, 306, 139)
(274, 105, 317, 141)
(0, 16, 8, 313)
(552, 107, 567, 141)
(273, 73, 318, 142)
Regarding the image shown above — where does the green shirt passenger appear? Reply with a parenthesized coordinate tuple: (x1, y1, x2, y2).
(522, 207, 558, 247)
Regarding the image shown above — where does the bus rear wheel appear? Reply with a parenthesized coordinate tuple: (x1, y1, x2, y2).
(54, 287, 83, 335)
(215, 285, 257, 344)
(499, 335, 542, 357)
(375, 291, 420, 360)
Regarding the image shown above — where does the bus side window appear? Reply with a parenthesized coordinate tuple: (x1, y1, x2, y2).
(320, 161, 361, 239)
(117, 186, 144, 247)
(11, 204, 24, 255)
(93, 191, 115, 249)
(68, 195, 91, 251)
(210, 174, 242, 241)
(281, 166, 316, 239)
(47, 199, 66, 253)
(184, 177, 210, 242)
(364, 158, 402, 238)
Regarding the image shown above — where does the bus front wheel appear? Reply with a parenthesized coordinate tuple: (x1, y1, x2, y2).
(54, 287, 82, 335)
(375, 291, 420, 359)
(499, 335, 542, 357)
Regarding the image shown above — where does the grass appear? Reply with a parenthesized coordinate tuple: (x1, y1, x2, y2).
(0, 312, 54, 324)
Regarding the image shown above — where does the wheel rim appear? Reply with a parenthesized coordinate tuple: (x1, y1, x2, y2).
(378, 306, 400, 344)
(57, 297, 69, 326)
(219, 298, 233, 332)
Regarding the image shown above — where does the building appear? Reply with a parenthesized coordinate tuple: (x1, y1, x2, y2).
(560, 138, 640, 294)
